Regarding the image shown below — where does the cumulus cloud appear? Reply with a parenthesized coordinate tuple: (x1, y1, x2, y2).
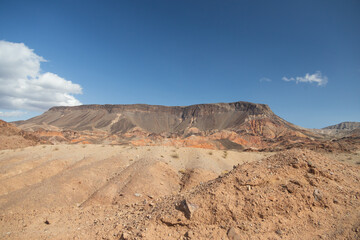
(0, 40, 82, 113)
(282, 71, 328, 86)
(259, 77, 271, 82)
(0, 111, 27, 118)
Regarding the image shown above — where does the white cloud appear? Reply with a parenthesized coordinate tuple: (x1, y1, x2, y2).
(0, 111, 27, 118)
(0, 40, 82, 112)
(282, 71, 328, 86)
(259, 77, 271, 82)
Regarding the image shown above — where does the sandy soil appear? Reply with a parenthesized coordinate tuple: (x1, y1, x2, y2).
(0, 145, 359, 239)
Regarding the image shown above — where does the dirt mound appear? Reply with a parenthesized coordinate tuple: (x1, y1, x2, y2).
(179, 168, 218, 192)
(81, 158, 181, 207)
(0, 119, 41, 150)
(117, 149, 360, 239)
(0, 145, 260, 212)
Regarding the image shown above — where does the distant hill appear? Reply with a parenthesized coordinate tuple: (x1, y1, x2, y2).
(13, 101, 323, 149)
(0, 119, 41, 150)
(13, 101, 358, 151)
(15, 101, 313, 136)
(323, 122, 360, 131)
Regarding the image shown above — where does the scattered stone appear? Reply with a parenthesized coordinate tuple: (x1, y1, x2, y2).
(184, 230, 195, 238)
(313, 189, 323, 201)
(119, 232, 130, 240)
(309, 168, 318, 175)
(227, 227, 242, 240)
(44, 220, 50, 225)
(134, 193, 142, 197)
(307, 161, 314, 167)
(176, 199, 198, 219)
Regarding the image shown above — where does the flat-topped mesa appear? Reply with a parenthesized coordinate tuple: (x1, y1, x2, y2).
(17, 100, 306, 141)
(48, 101, 273, 117)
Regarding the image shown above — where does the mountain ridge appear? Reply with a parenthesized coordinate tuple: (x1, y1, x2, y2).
(323, 121, 360, 131)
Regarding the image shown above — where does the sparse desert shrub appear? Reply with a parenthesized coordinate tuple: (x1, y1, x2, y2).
(208, 151, 213, 155)
(356, 161, 360, 165)
(147, 149, 151, 151)
(171, 153, 179, 159)
(54, 147, 59, 151)
(178, 169, 186, 174)
(82, 145, 87, 148)
(160, 155, 164, 158)
(42, 145, 46, 148)
(222, 150, 228, 159)
(129, 159, 134, 162)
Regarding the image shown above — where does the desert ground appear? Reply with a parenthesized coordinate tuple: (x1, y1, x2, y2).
(0, 144, 359, 239)
(0, 144, 269, 239)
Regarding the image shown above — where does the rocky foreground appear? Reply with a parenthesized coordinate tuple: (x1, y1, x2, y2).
(0, 148, 359, 239)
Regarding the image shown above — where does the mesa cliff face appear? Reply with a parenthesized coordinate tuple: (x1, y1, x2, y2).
(16, 101, 291, 134)
(15, 101, 352, 151)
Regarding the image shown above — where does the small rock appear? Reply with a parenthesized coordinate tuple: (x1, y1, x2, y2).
(119, 232, 130, 240)
(134, 193, 142, 197)
(292, 163, 300, 169)
(275, 229, 282, 236)
(307, 161, 314, 167)
(333, 198, 339, 204)
(313, 189, 322, 201)
(184, 230, 195, 238)
(227, 227, 242, 240)
(309, 168, 318, 175)
(176, 199, 198, 219)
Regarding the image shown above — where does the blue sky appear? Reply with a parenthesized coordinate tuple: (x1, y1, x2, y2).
(0, 0, 359, 128)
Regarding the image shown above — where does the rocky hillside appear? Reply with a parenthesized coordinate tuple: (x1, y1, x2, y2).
(16, 102, 290, 134)
(1, 148, 359, 239)
(118, 149, 360, 240)
(0, 120, 42, 150)
(14, 101, 324, 150)
(323, 122, 360, 130)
